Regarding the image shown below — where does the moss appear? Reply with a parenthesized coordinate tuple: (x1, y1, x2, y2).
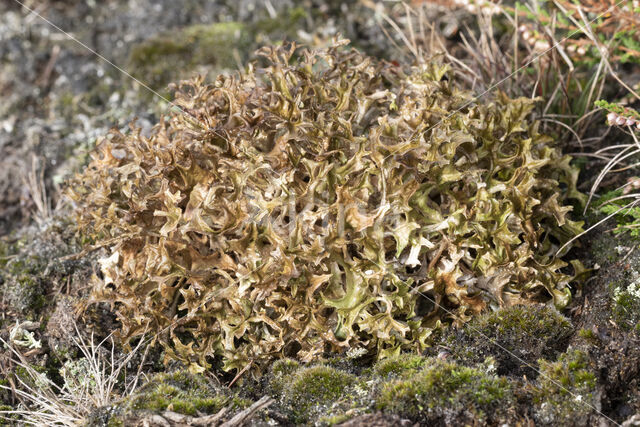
(0, 239, 12, 268)
(534, 349, 597, 425)
(442, 305, 573, 377)
(577, 328, 600, 345)
(115, 370, 238, 420)
(373, 353, 427, 378)
(375, 358, 513, 424)
(5, 274, 45, 317)
(281, 365, 357, 423)
(318, 412, 355, 425)
(610, 279, 640, 333)
(105, 417, 124, 427)
(128, 22, 251, 91)
(2, 247, 48, 318)
(268, 358, 301, 395)
(253, 7, 307, 43)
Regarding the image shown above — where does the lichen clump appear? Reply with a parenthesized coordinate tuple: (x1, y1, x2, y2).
(68, 39, 583, 373)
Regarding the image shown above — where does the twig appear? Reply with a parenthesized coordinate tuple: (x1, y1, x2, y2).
(159, 407, 227, 426)
(219, 396, 274, 427)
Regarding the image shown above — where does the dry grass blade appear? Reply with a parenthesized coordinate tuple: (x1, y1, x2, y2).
(0, 322, 148, 426)
(21, 155, 52, 226)
(585, 145, 640, 212)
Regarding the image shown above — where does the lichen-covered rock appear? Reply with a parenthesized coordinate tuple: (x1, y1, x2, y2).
(0, 219, 96, 323)
(375, 357, 514, 425)
(68, 39, 583, 373)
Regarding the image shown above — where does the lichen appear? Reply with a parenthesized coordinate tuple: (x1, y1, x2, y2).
(69, 39, 584, 374)
(375, 358, 514, 424)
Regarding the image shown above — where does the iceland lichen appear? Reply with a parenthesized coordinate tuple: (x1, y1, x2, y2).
(68, 39, 583, 373)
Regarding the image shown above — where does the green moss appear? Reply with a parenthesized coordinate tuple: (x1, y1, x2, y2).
(597, 189, 640, 237)
(534, 349, 597, 425)
(0, 240, 12, 268)
(373, 353, 427, 378)
(253, 7, 307, 43)
(375, 358, 513, 424)
(268, 358, 301, 395)
(318, 412, 354, 425)
(105, 417, 124, 427)
(2, 253, 48, 317)
(610, 280, 640, 333)
(272, 358, 300, 377)
(577, 328, 600, 345)
(128, 22, 251, 91)
(443, 305, 573, 376)
(281, 365, 357, 423)
(118, 370, 235, 418)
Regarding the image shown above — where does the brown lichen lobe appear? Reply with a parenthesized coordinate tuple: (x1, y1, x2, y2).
(67, 39, 583, 373)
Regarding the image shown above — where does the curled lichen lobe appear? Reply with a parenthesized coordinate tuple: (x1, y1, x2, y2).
(68, 39, 583, 373)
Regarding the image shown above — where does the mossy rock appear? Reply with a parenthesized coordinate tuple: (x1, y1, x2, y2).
(375, 358, 514, 425)
(534, 349, 599, 426)
(127, 7, 310, 95)
(442, 305, 574, 377)
(2, 252, 48, 319)
(0, 220, 96, 325)
(128, 22, 252, 92)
